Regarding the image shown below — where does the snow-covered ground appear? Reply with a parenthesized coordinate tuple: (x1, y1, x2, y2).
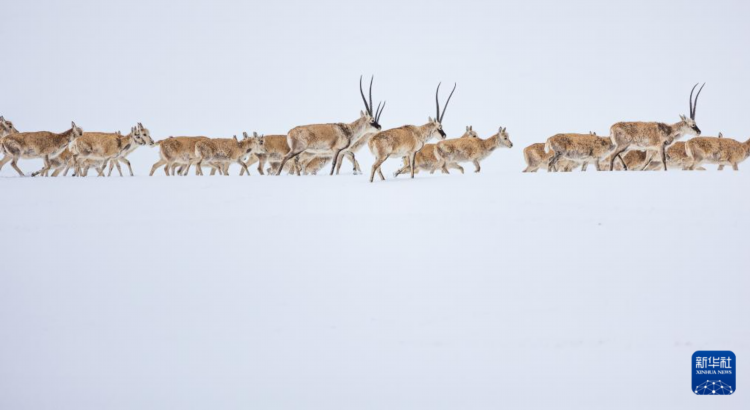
(1, 152, 747, 409)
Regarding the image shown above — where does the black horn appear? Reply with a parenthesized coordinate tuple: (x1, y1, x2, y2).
(376, 101, 386, 123)
(359, 75, 372, 115)
(439, 83, 457, 123)
(369, 76, 374, 117)
(691, 82, 705, 120)
(436, 82, 442, 120)
(688, 83, 698, 118)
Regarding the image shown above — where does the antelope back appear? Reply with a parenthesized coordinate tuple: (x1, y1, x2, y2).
(161, 136, 210, 162)
(261, 135, 291, 157)
(523, 143, 551, 167)
(73, 132, 123, 158)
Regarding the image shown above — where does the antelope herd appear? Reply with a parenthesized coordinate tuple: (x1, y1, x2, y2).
(525, 83, 749, 173)
(1, 81, 749, 180)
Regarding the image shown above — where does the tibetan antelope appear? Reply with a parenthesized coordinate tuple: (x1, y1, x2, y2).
(368, 82, 455, 182)
(0, 122, 83, 176)
(298, 153, 332, 175)
(337, 104, 416, 176)
(276, 75, 384, 176)
(31, 149, 106, 177)
(266, 152, 330, 175)
(606, 142, 700, 171)
(522, 143, 581, 172)
(107, 123, 154, 176)
(31, 148, 74, 177)
(69, 125, 148, 176)
(194, 133, 264, 175)
(150, 136, 210, 176)
(607, 83, 705, 171)
(686, 135, 750, 171)
(436, 126, 513, 173)
(547, 132, 613, 171)
(662, 141, 697, 170)
(241, 134, 296, 176)
(393, 144, 466, 177)
(394, 126, 479, 176)
(609, 150, 649, 171)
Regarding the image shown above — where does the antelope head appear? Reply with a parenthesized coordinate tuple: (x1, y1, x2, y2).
(133, 122, 154, 146)
(70, 121, 84, 141)
(240, 131, 265, 154)
(462, 125, 479, 138)
(496, 127, 513, 148)
(679, 83, 705, 136)
(359, 75, 385, 132)
(0, 116, 18, 136)
(432, 82, 457, 139)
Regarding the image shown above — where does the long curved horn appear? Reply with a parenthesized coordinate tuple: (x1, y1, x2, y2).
(376, 101, 386, 122)
(435, 82, 442, 120)
(439, 83, 457, 123)
(359, 75, 372, 115)
(691, 83, 705, 120)
(688, 83, 698, 118)
(369, 76, 374, 118)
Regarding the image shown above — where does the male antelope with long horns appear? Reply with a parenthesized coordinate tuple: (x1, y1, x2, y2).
(275, 76, 384, 176)
(607, 83, 705, 171)
(368, 82, 456, 182)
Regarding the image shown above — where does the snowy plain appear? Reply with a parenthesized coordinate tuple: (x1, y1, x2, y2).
(1, 152, 748, 409)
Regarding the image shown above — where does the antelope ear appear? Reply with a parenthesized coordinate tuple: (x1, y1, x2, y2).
(469, 125, 473, 131)
(71, 121, 76, 128)
(360, 110, 365, 117)
(253, 132, 259, 138)
(428, 116, 433, 122)
(233, 135, 238, 141)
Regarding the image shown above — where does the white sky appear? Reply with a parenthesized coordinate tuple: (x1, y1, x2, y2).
(2, 0, 749, 172)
